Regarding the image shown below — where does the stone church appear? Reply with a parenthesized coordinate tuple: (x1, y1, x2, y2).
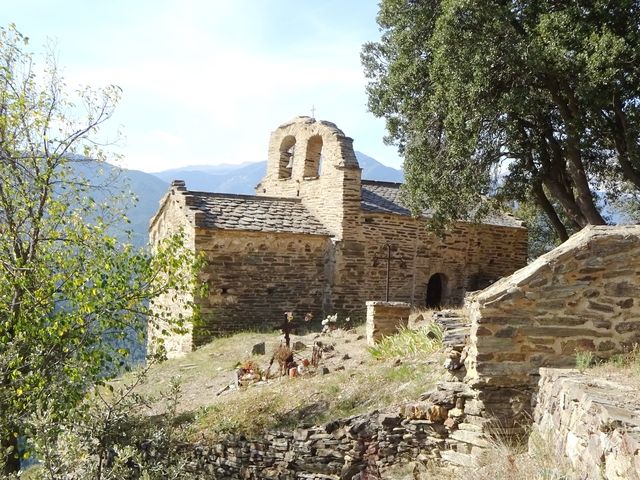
(149, 117, 527, 355)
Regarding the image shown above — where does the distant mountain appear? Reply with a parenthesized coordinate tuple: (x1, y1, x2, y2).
(70, 159, 168, 247)
(150, 151, 404, 194)
(355, 152, 404, 183)
(157, 162, 258, 175)
(152, 162, 264, 195)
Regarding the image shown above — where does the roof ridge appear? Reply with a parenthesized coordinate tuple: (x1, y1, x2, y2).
(361, 179, 403, 187)
(185, 190, 303, 203)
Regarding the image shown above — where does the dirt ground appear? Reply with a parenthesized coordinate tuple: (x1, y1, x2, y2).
(119, 324, 375, 414)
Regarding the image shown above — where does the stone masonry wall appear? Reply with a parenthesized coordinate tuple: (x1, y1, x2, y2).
(426, 225, 640, 465)
(466, 225, 640, 388)
(148, 181, 197, 358)
(361, 213, 528, 306)
(366, 301, 411, 345)
(172, 407, 454, 479)
(194, 229, 329, 345)
(533, 368, 640, 480)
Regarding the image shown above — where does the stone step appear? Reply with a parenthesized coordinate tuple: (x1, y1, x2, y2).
(432, 311, 470, 351)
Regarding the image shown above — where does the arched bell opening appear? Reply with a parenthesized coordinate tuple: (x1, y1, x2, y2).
(303, 134, 323, 177)
(278, 135, 296, 179)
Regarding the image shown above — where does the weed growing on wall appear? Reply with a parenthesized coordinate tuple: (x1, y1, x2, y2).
(575, 351, 594, 373)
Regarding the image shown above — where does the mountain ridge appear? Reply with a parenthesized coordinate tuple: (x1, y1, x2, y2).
(76, 152, 403, 247)
(150, 151, 404, 194)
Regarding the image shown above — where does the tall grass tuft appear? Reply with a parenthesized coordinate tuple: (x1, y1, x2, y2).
(575, 350, 594, 373)
(368, 323, 444, 360)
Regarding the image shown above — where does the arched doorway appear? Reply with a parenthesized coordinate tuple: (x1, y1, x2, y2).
(426, 273, 447, 308)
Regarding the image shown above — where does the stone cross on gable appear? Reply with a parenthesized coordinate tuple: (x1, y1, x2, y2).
(311, 105, 316, 119)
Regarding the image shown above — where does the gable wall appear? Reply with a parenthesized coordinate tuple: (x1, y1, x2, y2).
(257, 117, 362, 241)
(148, 184, 197, 357)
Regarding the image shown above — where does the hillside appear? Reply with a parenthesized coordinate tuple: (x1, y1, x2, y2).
(70, 158, 168, 247)
(120, 322, 444, 439)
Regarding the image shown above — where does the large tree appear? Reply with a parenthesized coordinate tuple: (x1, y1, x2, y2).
(0, 25, 200, 472)
(362, 0, 640, 245)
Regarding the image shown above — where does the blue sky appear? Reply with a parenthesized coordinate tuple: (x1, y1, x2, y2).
(6, 1, 402, 172)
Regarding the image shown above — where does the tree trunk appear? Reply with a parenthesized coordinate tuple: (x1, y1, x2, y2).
(548, 87, 606, 225)
(532, 183, 569, 242)
(612, 104, 640, 191)
(536, 129, 588, 227)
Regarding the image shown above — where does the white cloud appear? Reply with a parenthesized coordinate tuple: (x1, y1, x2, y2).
(13, 0, 403, 172)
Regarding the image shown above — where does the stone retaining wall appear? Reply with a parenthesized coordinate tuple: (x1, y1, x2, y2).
(411, 226, 640, 466)
(178, 408, 450, 479)
(533, 368, 640, 480)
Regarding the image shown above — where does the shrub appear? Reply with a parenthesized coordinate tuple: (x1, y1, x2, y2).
(368, 323, 444, 360)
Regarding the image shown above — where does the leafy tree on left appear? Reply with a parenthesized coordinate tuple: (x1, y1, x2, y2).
(0, 24, 201, 472)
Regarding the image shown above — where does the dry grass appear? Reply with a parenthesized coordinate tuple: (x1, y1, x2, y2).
(192, 357, 442, 440)
(114, 330, 284, 413)
(385, 429, 576, 480)
(586, 344, 640, 388)
(465, 430, 575, 480)
(115, 325, 446, 441)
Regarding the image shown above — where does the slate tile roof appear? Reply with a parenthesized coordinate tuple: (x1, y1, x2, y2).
(360, 180, 523, 228)
(177, 180, 521, 236)
(361, 180, 413, 216)
(184, 191, 331, 236)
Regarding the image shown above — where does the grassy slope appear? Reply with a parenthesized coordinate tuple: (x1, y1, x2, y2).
(122, 324, 445, 441)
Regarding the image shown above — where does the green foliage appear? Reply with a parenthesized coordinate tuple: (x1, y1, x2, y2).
(363, 1, 640, 246)
(22, 366, 192, 479)
(0, 24, 201, 471)
(575, 351, 594, 373)
(367, 324, 444, 360)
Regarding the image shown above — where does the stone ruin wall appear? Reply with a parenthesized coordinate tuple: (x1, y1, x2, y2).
(365, 301, 411, 345)
(148, 181, 197, 357)
(194, 229, 330, 345)
(534, 368, 640, 480)
(425, 225, 640, 466)
(466, 225, 640, 387)
(360, 213, 528, 306)
(173, 409, 450, 479)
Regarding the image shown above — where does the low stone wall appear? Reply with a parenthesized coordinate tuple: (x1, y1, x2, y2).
(178, 408, 450, 479)
(365, 301, 411, 346)
(400, 225, 640, 467)
(533, 368, 640, 480)
(466, 225, 640, 387)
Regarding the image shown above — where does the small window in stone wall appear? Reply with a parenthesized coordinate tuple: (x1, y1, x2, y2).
(303, 135, 323, 178)
(279, 135, 296, 179)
